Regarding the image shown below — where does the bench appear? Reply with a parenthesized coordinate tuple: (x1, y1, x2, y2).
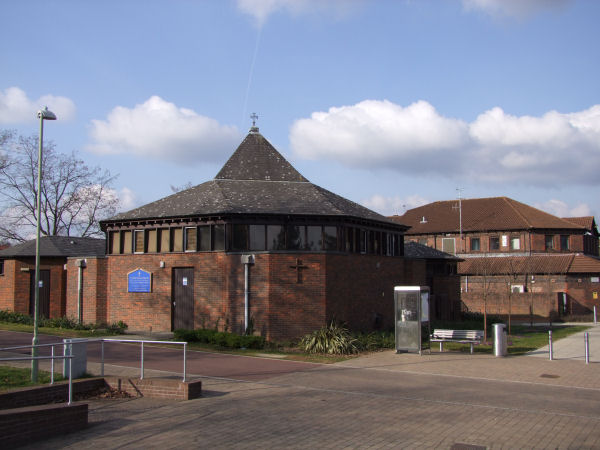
(430, 329, 484, 354)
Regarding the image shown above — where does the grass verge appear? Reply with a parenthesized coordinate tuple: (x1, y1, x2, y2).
(0, 365, 65, 391)
(428, 324, 590, 355)
(0, 322, 126, 338)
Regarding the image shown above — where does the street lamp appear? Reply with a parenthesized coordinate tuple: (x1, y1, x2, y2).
(31, 107, 56, 382)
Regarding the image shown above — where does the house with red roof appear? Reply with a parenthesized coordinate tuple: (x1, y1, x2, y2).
(392, 197, 600, 319)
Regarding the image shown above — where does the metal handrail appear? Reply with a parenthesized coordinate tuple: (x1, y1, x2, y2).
(0, 342, 65, 384)
(1, 338, 189, 383)
(97, 338, 188, 382)
(0, 352, 74, 404)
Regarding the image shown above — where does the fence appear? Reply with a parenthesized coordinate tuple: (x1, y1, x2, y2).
(95, 338, 188, 382)
(0, 342, 74, 404)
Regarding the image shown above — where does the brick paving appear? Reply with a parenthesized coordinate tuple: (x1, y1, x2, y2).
(5, 326, 600, 449)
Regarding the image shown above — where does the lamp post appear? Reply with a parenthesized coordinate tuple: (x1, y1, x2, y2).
(31, 107, 56, 382)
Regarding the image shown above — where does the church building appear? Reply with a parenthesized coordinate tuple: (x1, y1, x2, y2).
(99, 127, 425, 340)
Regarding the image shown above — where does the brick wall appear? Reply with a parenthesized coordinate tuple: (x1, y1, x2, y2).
(66, 257, 108, 324)
(0, 403, 88, 447)
(461, 274, 600, 318)
(0, 378, 105, 410)
(0, 257, 67, 318)
(103, 377, 202, 400)
(104, 252, 430, 341)
(0, 259, 16, 311)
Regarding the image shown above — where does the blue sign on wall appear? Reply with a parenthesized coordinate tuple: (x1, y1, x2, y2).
(128, 268, 152, 293)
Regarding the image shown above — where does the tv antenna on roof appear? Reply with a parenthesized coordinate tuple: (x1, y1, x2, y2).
(454, 187, 464, 252)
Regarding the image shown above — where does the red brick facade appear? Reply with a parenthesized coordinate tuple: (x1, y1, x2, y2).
(0, 257, 67, 318)
(65, 257, 108, 324)
(461, 274, 600, 318)
(101, 252, 428, 341)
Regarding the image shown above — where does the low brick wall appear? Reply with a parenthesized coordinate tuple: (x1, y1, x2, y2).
(0, 403, 88, 447)
(104, 377, 202, 400)
(0, 376, 201, 446)
(0, 378, 105, 410)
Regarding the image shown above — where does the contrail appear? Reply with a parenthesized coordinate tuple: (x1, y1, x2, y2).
(241, 27, 262, 131)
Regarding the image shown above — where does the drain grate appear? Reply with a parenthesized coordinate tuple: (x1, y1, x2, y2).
(540, 373, 560, 379)
(451, 444, 486, 450)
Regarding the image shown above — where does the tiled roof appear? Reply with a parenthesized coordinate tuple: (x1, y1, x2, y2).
(404, 242, 459, 260)
(106, 131, 405, 228)
(569, 255, 600, 273)
(393, 197, 585, 235)
(0, 236, 106, 258)
(216, 132, 308, 182)
(458, 254, 600, 275)
(562, 217, 598, 234)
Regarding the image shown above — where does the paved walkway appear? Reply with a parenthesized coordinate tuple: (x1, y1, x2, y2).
(526, 322, 599, 362)
(3, 325, 600, 449)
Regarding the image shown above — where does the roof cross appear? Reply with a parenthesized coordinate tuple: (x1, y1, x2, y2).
(250, 112, 258, 127)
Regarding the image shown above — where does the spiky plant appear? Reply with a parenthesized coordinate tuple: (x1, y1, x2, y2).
(298, 321, 358, 355)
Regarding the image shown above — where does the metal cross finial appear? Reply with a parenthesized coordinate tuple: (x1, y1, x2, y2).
(250, 113, 258, 127)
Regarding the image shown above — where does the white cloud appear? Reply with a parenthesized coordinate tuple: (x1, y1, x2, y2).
(469, 105, 600, 184)
(236, 0, 362, 27)
(462, 0, 571, 20)
(290, 101, 600, 187)
(535, 199, 591, 218)
(116, 187, 138, 212)
(290, 100, 469, 172)
(0, 86, 76, 124)
(362, 194, 429, 216)
(87, 96, 241, 164)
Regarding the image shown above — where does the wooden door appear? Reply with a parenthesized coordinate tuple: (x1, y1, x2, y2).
(172, 268, 194, 330)
(29, 270, 50, 319)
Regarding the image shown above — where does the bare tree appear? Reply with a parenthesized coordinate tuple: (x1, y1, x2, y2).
(501, 257, 523, 336)
(0, 132, 119, 242)
(472, 257, 495, 342)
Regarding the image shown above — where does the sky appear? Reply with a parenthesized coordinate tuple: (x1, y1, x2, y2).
(1, 0, 599, 223)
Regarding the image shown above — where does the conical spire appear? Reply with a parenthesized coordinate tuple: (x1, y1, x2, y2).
(215, 132, 308, 182)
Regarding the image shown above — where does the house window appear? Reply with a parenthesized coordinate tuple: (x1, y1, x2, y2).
(560, 235, 570, 251)
(232, 224, 249, 251)
(267, 225, 285, 250)
(418, 238, 428, 246)
(122, 231, 132, 254)
(345, 227, 354, 252)
(490, 237, 500, 250)
(323, 226, 338, 251)
(134, 230, 145, 253)
(171, 228, 183, 252)
(109, 231, 121, 254)
(198, 226, 211, 251)
(442, 238, 455, 254)
(287, 225, 305, 250)
(185, 227, 197, 252)
(359, 230, 367, 254)
(545, 235, 555, 250)
(249, 225, 266, 251)
(470, 238, 480, 251)
(147, 229, 157, 253)
(159, 228, 170, 253)
(306, 226, 321, 251)
(0, 259, 4, 275)
(510, 237, 520, 250)
(213, 224, 225, 250)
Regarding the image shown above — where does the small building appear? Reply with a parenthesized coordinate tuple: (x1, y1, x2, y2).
(404, 242, 461, 321)
(0, 236, 106, 319)
(99, 129, 424, 340)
